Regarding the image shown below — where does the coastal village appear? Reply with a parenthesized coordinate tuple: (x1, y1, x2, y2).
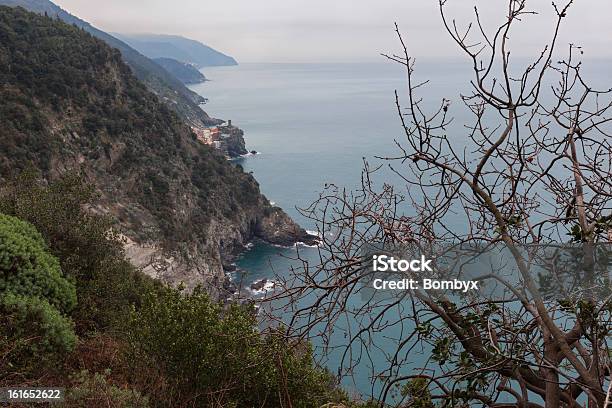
(191, 120, 250, 158)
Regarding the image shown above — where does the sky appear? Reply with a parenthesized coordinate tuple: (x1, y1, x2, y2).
(53, 0, 612, 63)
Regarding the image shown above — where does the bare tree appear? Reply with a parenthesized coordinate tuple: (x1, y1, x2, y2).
(266, 1, 612, 407)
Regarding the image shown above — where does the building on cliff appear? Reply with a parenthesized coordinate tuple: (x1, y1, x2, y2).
(192, 126, 220, 145)
(191, 123, 246, 158)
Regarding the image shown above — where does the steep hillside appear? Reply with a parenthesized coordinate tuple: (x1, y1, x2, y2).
(116, 34, 238, 67)
(0, 0, 219, 127)
(154, 57, 207, 84)
(0, 7, 315, 295)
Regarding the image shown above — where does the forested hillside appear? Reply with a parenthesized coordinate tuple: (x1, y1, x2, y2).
(116, 33, 238, 67)
(0, 6, 313, 293)
(0, 0, 220, 127)
(0, 7, 357, 406)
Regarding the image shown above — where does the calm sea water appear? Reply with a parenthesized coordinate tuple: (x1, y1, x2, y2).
(189, 60, 612, 400)
(190, 61, 467, 398)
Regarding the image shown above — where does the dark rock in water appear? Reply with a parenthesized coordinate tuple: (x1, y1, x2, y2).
(250, 150, 257, 155)
(255, 207, 319, 246)
(250, 279, 269, 291)
(223, 262, 237, 272)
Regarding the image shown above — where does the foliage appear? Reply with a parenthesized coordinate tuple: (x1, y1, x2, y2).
(0, 7, 369, 406)
(0, 172, 365, 406)
(273, 2, 612, 406)
(0, 213, 76, 313)
(64, 370, 149, 408)
(401, 378, 436, 408)
(127, 286, 349, 407)
(0, 171, 157, 332)
(0, 170, 117, 281)
(0, 214, 76, 373)
(0, 292, 76, 365)
(0, 6, 267, 254)
(153, 57, 206, 84)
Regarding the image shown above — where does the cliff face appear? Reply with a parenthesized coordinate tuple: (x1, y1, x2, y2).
(0, 7, 314, 297)
(219, 125, 249, 157)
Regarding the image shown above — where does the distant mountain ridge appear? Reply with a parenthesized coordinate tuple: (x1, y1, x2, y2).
(0, 0, 220, 126)
(115, 33, 238, 67)
(154, 57, 207, 85)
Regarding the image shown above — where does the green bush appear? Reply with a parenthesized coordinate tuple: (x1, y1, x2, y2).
(0, 213, 76, 313)
(0, 172, 158, 332)
(0, 213, 76, 374)
(64, 370, 149, 408)
(0, 171, 119, 283)
(127, 287, 348, 407)
(0, 173, 373, 406)
(0, 292, 76, 357)
(401, 378, 436, 408)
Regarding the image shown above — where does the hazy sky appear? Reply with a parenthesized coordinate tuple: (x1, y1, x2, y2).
(53, 0, 612, 63)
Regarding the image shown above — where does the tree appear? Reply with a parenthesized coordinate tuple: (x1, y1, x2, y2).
(0, 170, 157, 332)
(273, 1, 612, 407)
(0, 171, 366, 406)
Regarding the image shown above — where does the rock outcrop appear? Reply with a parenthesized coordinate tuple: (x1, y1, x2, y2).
(255, 207, 319, 247)
(218, 125, 248, 158)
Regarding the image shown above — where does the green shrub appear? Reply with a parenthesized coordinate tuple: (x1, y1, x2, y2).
(401, 378, 436, 408)
(0, 213, 76, 313)
(0, 171, 119, 283)
(0, 172, 157, 332)
(64, 370, 149, 408)
(0, 292, 76, 356)
(127, 287, 348, 407)
(0, 213, 76, 374)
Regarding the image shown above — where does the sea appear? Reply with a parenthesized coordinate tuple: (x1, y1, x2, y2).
(189, 61, 467, 399)
(189, 60, 612, 401)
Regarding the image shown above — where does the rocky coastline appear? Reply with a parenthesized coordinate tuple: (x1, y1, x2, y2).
(222, 125, 249, 158)
(124, 201, 319, 300)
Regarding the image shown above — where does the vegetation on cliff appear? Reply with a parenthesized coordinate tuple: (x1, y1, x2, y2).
(0, 173, 366, 407)
(0, 0, 219, 127)
(0, 8, 351, 405)
(0, 6, 308, 291)
(0, 213, 77, 369)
